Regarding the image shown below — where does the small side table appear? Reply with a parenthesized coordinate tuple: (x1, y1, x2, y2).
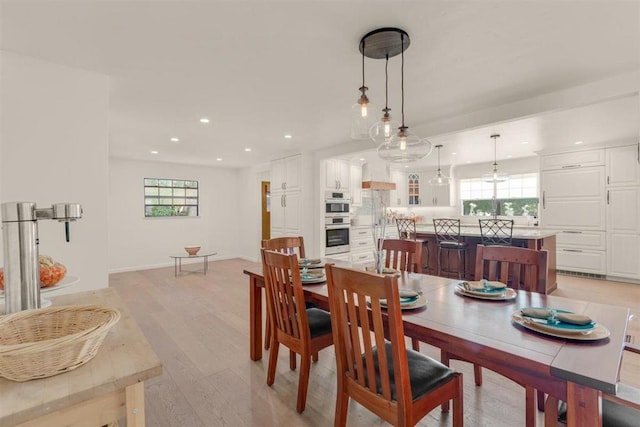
(169, 251, 217, 277)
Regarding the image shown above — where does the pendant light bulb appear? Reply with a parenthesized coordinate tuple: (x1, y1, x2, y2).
(399, 136, 407, 151)
(429, 145, 451, 186)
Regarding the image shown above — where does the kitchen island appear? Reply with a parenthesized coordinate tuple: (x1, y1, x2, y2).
(414, 224, 557, 294)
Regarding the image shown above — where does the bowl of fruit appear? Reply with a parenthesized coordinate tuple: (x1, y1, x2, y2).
(0, 255, 67, 291)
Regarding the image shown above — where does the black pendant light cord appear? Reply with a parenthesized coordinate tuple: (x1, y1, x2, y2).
(400, 33, 405, 128)
(384, 55, 389, 111)
(361, 40, 365, 88)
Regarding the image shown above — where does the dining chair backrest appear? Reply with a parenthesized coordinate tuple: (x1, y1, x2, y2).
(479, 219, 514, 246)
(325, 264, 463, 426)
(325, 265, 415, 414)
(262, 236, 306, 258)
(396, 218, 417, 240)
(261, 249, 310, 344)
(433, 218, 462, 244)
(474, 244, 548, 293)
(381, 239, 423, 273)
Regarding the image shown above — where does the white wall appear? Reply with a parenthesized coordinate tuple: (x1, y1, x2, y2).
(236, 163, 270, 262)
(108, 157, 240, 272)
(0, 51, 110, 293)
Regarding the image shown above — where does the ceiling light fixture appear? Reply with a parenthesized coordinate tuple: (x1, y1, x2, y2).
(284, 134, 292, 139)
(428, 145, 451, 186)
(483, 133, 508, 185)
(216, 158, 222, 161)
(150, 150, 159, 154)
(170, 137, 180, 142)
(355, 28, 431, 163)
(370, 54, 400, 144)
(351, 36, 376, 140)
(575, 140, 584, 145)
(200, 118, 210, 124)
(244, 148, 252, 152)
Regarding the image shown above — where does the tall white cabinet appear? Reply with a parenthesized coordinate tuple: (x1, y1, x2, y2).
(605, 144, 640, 279)
(271, 155, 305, 239)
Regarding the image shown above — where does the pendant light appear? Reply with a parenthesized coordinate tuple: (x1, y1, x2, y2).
(351, 38, 377, 140)
(429, 145, 450, 186)
(482, 134, 508, 183)
(369, 55, 400, 144)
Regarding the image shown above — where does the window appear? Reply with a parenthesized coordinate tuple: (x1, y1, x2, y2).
(144, 178, 199, 217)
(460, 173, 538, 217)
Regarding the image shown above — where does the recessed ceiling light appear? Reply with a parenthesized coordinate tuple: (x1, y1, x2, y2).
(170, 137, 180, 142)
(150, 150, 159, 154)
(507, 154, 513, 158)
(359, 158, 365, 161)
(284, 134, 292, 139)
(466, 160, 471, 163)
(522, 141, 529, 145)
(451, 152, 457, 155)
(244, 148, 252, 152)
(216, 158, 222, 161)
(200, 117, 210, 124)
(574, 140, 584, 145)
(404, 165, 409, 168)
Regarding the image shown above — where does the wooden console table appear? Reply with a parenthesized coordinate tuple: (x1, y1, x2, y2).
(0, 288, 162, 426)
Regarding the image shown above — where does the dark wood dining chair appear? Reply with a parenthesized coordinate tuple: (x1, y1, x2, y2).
(381, 238, 423, 351)
(325, 264, 463, 427)
(549, 342, 640, 426)
(478, 218, 514, 246)
(261, 237, 306, 350)
(441, 244, 548, 426)
(260, 249, 333, 413)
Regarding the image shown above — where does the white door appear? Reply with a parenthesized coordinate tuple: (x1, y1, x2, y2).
(350, 164, 362, 206)
(283, 155, 301, 191)
(336, 159, 351, 191)
(283, 191, 302, 234)
(390, 170, 406, 207)
(541, 167, 605, 200)
(607, 187, 640, 233)
(607, 234, 640, 279)
(270, 193, 286, 233)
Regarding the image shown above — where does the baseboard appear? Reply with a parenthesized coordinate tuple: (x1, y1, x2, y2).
(108, 254, 236, 274)
(557, 270, 640, 285)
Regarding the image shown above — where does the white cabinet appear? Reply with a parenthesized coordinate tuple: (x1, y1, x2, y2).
(541, 167, 605, 230)
(606, 186, 640, 279)
(606, 144, 640, 187)
(350, 227, 375, 264)
(406, 170, 451, 207)
(271, 155, 304, 237)
(540, 149, 605, 171)
(271, 155, 302, 192)
(607, 234, 640, 279)
(390, 169, 406, 207)
(350, 164, 363, 206)
(325, 158, 350, 191)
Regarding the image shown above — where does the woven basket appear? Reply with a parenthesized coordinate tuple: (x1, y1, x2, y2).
(0, 305, 121, 382)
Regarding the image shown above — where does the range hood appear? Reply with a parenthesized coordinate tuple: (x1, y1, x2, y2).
(361, 158, 396, 190)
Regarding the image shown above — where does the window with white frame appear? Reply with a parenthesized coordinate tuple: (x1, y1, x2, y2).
(144, 178, 199, 217)
(460, 173, 538, 217)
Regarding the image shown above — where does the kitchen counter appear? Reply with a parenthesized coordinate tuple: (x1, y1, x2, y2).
(414, 227, 557, 294)
(0, 287, 162, 426)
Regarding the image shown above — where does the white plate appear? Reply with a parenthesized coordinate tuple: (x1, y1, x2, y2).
(0, 275, 79, 299)
(511, 312, 610, 341)
(378, 294, 428, 311)
(455, 285, 517, 301)
(301, 276, 326, 284)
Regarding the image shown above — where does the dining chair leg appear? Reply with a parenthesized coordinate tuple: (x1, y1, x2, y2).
(452, 374, 464, 427)
(457, 251, 462, 279)
(473, 364, 483, 386)
(440, 349, 451, 412)
(525, 386, 536, 427)
(296, 353, 311, 413)
(312, 352, 319, 362)
(537, 390, 545, 411)
(437, 247, 442, 276)
(334, 379, 349, 427)
(264, 318, 271, 350)
(411, 338, 420, 351)
(266, 339, 279, 386)
(290, 350, 297, 370)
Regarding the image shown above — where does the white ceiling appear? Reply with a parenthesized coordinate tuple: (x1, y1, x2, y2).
(1, 1, 638, 168)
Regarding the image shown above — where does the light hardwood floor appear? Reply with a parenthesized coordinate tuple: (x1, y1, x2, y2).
(109, 259, 640, 426)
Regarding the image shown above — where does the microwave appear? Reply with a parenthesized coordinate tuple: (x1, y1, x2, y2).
(325, 190, 350, 202)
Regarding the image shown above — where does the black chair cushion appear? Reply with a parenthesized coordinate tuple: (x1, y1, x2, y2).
(366, 342, 455, 401)
(306, 308, 332, 338)
(558, 398, 638, 426)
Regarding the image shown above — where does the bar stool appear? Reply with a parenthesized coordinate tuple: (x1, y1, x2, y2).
(433, 218, 468, 279)
(479, 218, 514, 246)
(396, 218, 431, 274)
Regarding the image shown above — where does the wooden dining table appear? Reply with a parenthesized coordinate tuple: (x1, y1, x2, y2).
(244, 263, 630, 427)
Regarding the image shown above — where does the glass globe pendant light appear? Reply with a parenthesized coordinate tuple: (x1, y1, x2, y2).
(375, 30, 432, 163)
(482, 134, 508, 183)
(429, 145, 451, 186)
(370, 55, 400, 144)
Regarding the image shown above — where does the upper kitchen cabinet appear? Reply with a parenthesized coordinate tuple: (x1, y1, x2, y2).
(406, 170, 451, 207)
(324, 158, 350, 191)
(540, 148, 604, 171)
(390, 169, 406, 207)
(606, 143, 640, 187)
(407, 172, 422, 206)
(350, 163, 363, 206)
(271, 155, 302, 192)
